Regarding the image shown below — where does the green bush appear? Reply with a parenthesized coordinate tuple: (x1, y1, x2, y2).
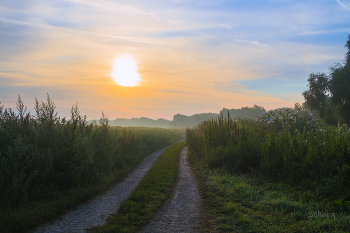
(0, 95, 185, 210)
(186, 110, 350, 194)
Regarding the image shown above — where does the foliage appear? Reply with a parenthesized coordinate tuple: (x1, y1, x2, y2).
(189, 160, 350, 233)
(186, 109, 350, 193)
(88, 141, 186, 233)
(303, 34, 350, 126)
(0, 94, 184, 218)
(169, 113, 220, 128)
(221, 104, 267, 120)
(186, 108, 350, 232)
(169, 104, 267, 128)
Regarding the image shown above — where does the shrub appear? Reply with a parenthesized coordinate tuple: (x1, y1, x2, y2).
(186, 110, 350, 194)
(0, 95, 184, 209)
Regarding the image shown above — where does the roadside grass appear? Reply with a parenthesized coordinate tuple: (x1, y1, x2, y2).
(88, 140, 186, 233)
(0, 167, 136, 232)
(189, 156, 350, 233)
(0, 136, 184, 233)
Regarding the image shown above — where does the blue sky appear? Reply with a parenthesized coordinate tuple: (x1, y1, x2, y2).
(0, 0, 349, 120)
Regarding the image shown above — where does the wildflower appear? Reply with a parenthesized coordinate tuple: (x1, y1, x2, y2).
(266, 118, 274, 124)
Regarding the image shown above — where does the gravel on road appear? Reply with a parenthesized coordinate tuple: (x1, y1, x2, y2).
(140, 147, 202, 233)
(31, 139, 184, 233)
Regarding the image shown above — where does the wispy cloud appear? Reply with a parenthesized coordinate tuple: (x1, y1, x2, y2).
(234, 39, 269, 47)
(1, 0, 348, 119)
(219, 24, 232, 29)
(67, 0, 156, 18)
(167, 19, 184, 24)
(296, 28, 350, 35)
(335, 0, 350, 11)
(0, 17, 177, 46)
(157, 89, 195, 95)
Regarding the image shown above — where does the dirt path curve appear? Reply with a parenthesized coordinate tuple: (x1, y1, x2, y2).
(31, 139, 185, 233)
(140, 147, 202, 233)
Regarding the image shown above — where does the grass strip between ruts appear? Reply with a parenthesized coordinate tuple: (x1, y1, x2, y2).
(88, 140, 186, 233)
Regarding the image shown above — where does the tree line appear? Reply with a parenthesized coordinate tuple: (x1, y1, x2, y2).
(303, 34, 350, 126)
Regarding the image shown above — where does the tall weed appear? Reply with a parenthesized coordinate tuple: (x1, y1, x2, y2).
(186, 110, 350, 197)
(0, 95, 184, 209)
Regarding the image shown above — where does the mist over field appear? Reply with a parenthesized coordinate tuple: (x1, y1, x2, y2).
(90, 105, 270, 128)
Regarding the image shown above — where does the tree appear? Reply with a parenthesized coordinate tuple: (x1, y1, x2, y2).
(303, 34, 350, 126)
(294, 102, 319, 119)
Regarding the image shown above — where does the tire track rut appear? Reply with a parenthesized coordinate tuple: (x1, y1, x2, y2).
(31, 139, 184, 233)
(140, 147, 202, 233)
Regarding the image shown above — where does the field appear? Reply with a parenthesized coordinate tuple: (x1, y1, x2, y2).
(0, 97, 185, 232)
(186, 112, 350, 232)
(3, 95, 350, 232)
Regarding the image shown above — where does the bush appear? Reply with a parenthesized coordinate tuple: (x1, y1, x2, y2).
(0, 95, 184, 210)
(186, 110, 350, 195)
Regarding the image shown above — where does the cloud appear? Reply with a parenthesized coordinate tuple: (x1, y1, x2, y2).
(296, 28, 350, 35)
(335, 0, 350, 11)
(219, 24, 232, 29)
(234, 39, 269, 47)
(167, 19, 184, 24)
(213, 81, 264, 96)
(157, 89, 195, 95)
(0, 17, 179, 46)
(67, 0, 156, 18)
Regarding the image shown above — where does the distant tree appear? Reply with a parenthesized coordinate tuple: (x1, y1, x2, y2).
(252, 104, 266, 117)
(221, 105, 266, 120)
(303, 34, 350, 126)
(294, 102, 319, 119)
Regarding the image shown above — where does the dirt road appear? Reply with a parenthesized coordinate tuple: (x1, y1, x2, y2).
(31, 139, 184, 233)
(140, 147, 202, 233)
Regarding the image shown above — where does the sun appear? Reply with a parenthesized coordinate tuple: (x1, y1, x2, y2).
(111, 57, 141, 87)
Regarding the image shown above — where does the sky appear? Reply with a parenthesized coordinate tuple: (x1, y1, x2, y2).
(1, 0, 350, 120)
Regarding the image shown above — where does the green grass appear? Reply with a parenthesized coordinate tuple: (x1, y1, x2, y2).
(0, 134, 185, 233)
(189, 156, 350, 233)
(88, 140, 186, 233)
(0, 167, 136, 233)
(185, 111, 350, 232)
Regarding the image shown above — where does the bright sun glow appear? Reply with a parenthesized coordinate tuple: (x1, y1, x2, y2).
(111, 57, 141, 87)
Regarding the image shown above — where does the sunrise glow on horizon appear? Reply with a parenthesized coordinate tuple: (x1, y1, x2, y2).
(1, 0, 350, 120)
